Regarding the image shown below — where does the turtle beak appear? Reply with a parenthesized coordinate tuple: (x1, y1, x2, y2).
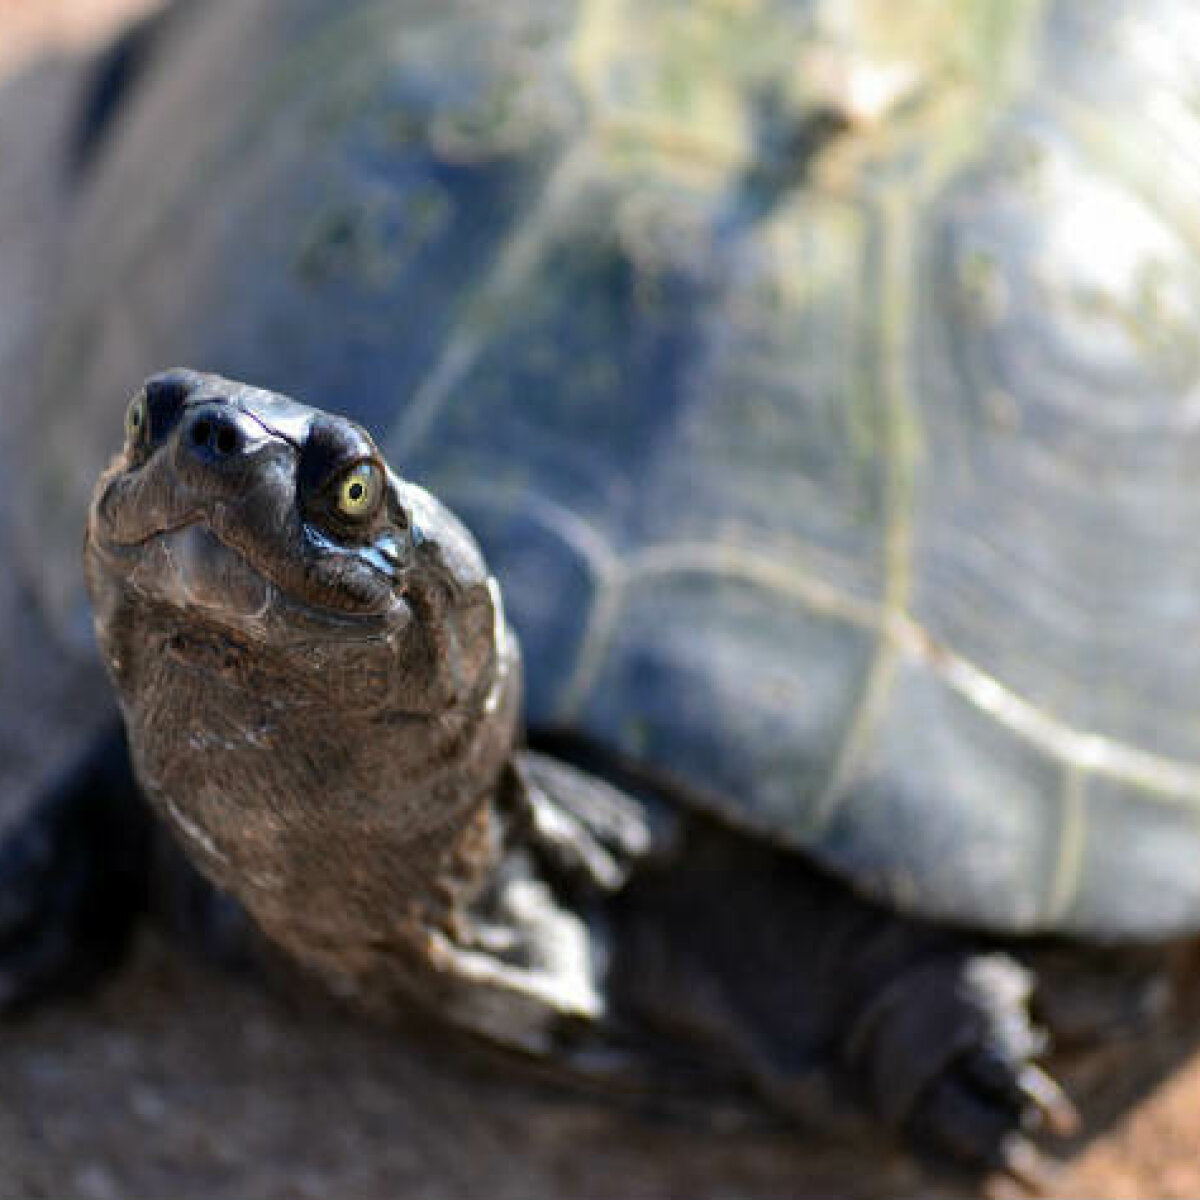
(124, 521, 272, 619)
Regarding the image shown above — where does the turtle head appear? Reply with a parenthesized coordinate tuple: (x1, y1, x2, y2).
(87, 369, 503, 714)
(84, 371, 519, 950)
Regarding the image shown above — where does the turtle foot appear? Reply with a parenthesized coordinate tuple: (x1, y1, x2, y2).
(848, 951, 1077, 1190)
(0, 728, 149, 1015)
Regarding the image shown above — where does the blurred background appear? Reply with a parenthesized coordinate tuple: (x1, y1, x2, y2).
(4, 3, 1200, 1197)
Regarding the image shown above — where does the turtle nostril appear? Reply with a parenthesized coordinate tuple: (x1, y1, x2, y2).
(183, 411, 244, 461)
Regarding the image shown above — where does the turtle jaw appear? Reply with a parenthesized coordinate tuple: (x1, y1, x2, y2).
(95, 519, 275, 622)
(84, 508, 412, 652)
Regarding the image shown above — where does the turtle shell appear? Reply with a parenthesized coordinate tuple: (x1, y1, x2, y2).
(22, 0, 1200, 936)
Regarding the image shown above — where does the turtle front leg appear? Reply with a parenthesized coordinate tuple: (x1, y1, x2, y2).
(606, 821, 1077, 1189)
(432, 756, 1075, 1186)
(405, 752, 663, 1057)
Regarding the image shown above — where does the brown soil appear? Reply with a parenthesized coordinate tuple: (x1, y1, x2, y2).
(1, 7, 1199, 1199)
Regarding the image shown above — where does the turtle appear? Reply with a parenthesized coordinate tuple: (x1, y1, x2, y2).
(4, 0, 1200, 1185)
(74, 366, 1078, 1186)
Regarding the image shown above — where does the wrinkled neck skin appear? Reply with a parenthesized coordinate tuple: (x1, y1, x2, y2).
(88, 514, 520, 998)
(84, 380, 521, 1006)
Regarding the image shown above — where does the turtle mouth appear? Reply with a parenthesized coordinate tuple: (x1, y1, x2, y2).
(99, 518, 275, 620)
(90, 510, 405, 632)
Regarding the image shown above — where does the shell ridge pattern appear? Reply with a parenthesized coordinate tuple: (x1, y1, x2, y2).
(425, 475, 625, 721)
(444, 477, 622, 580)
(800, 184, 920, 838)
(555, 575, 627, 725)
(533, 522, 1200, 810)
(385, 144, 598, 462)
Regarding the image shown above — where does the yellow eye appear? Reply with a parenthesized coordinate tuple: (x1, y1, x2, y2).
(335, 460, 383, 519)
(125, 391, 148, 448)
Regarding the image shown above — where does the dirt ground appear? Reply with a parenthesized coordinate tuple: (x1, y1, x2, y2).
(2, 6, 1200, 1198)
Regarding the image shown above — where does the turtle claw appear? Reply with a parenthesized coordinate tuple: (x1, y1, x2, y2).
(963, 1054, 1079, 1137)
(988, 1135, 1061, 1196)
(511, 751, 659, 894)
(848, 950, 1071, 1189)
(1013, 1064, 1079, 1137)
(905, 1053, 1070, 1193)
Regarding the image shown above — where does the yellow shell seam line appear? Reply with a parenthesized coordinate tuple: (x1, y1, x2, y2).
(1044, 761, 1087, 925)
(387, 142, 598, 460)
(617, 537, 1200, 808)
(802, 183, 918, 838)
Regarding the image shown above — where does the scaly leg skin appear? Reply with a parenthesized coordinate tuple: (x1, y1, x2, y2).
(410, 753, 661, 1057)
(0, 724, 151, 1015)
(606, 822, 1078, 1191)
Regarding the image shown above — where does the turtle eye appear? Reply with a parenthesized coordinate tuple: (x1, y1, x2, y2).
(333, 460, 384, 520)
(125, 390, 149, 451)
